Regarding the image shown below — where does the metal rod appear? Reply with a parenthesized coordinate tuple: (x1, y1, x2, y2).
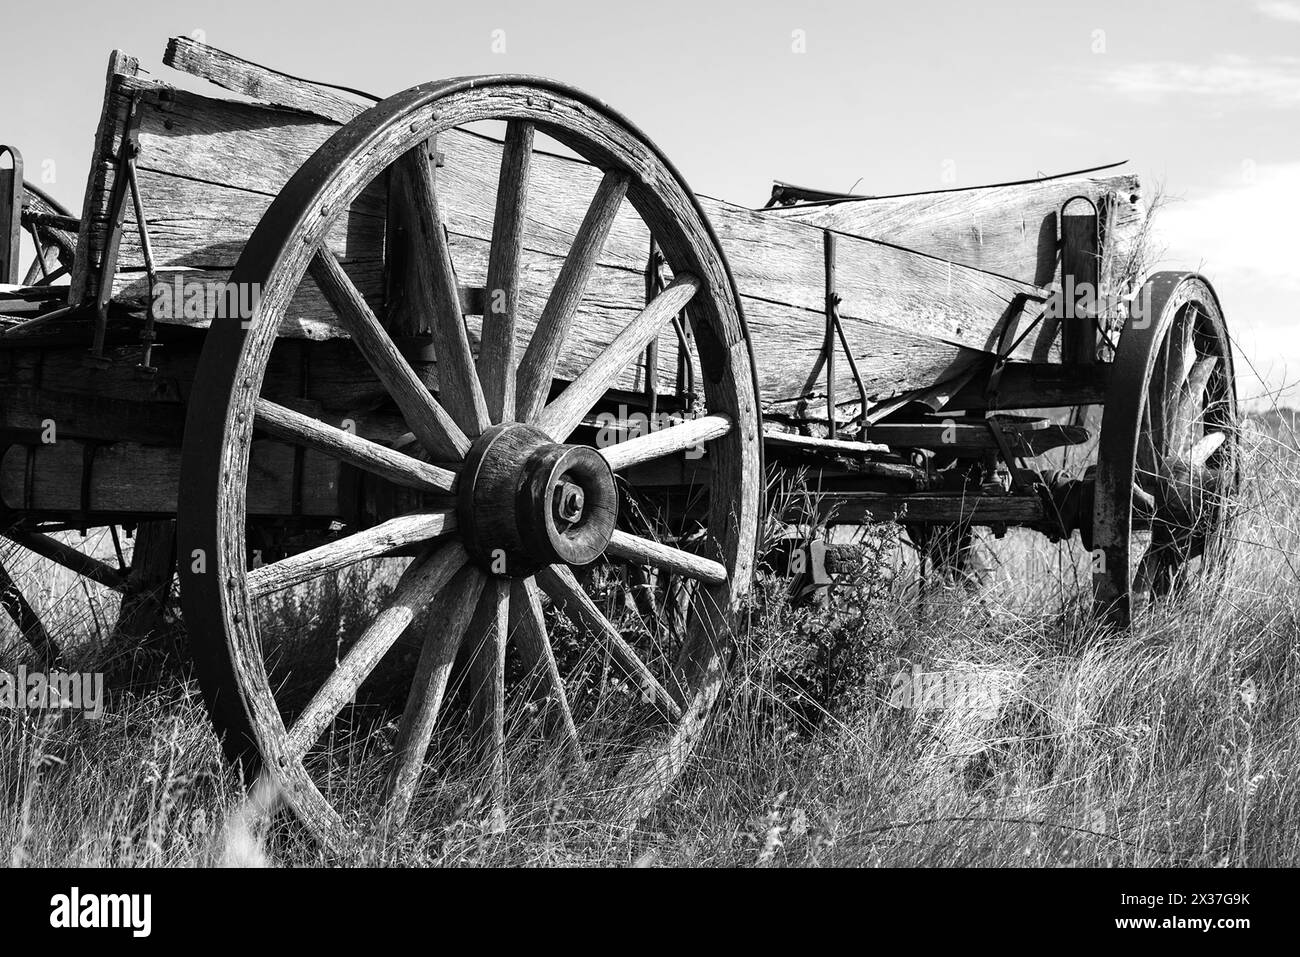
(126, 159, 159, 372)
(824, 230, 837, 439)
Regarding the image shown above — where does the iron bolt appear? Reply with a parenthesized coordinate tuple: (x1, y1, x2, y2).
(555, 482, 585, 523)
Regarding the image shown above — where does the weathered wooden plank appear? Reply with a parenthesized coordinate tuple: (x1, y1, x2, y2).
(0, 438, 341, 516)
(112, 260, 386, 339)
(765, 170, 1144, 288)
(162, 35, 371, 125)
(0, 337, 428, 418)
(435, 129, 1053, 360)
(114, 168, 384, 269)
(68, 51, 138, 304)
(0, 385, 185, 445)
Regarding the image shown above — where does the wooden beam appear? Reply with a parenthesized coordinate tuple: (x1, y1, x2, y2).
(0, 439, 344, 517)
(865, 421, 1090, 454)
(68, 50, 139, 306)
(781, 492, 1046, 526)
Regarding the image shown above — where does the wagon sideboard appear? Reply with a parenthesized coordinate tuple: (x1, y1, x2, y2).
(1, 38, 1142, 522)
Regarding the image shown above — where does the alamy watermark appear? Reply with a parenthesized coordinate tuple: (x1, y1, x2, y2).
(887, 664, 1007, 718)
(0, 667, 104, 719)
(151, 276, 261, 327)
(593, 404, 707, 459)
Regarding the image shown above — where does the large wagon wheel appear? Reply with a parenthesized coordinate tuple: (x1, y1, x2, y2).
(1093, 272, 1239, 625)
(179, 77, 761, 847)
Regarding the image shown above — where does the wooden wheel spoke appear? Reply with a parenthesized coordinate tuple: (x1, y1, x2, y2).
(1189, 430, 1227, 468)
(394, 147, 491, 437)
(1132, 483, 1157, 518)
(605, 529, 726, 585)
(478, 120, 535, 424)
(384, 566, 486, 827)
(1138, 400, 1162, 480)
(466, 577, 509, 810)
(1155, 307, 1195, 446)
(509, 577, 582, 764)
(253, 398, 456, 494)
(248, 510, 456, 598)
(515, 171, 630, 424)
(0, 528, 126, 592)
(1172, 355, 1219, 452)
(284, 541, 468, 760)
(600, 413, 731, 472)
(536, 275, 700, 441)
(308, 249, 469, 461)
(0, 559, 57, 659)
(536, 563, 683, 721)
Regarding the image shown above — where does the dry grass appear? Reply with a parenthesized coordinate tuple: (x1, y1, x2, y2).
(1, 408, 1297, 867)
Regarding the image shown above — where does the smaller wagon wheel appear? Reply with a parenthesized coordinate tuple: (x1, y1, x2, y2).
(0, 522, 175, 661)
(179, 77, 761, 848)
(1092, 272, 1240, 625)
(17, 181, 78, 285)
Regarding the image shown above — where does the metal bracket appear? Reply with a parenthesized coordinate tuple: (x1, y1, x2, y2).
(821, 230, 870, 440)
(127, 152, 160, 374)
(87, 92, 145, 367)
(983, 293, 1048, 492)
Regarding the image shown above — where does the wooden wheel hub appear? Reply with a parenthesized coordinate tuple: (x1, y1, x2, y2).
(457, 423, 617, 576)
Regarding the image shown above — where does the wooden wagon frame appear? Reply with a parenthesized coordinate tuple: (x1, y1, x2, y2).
(0, 38, 1240, 844)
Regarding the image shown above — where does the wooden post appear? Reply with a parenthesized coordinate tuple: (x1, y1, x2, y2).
(0, 145, 22, 284)
(1060, 198, 1100, 366)
(69, 50, 139, 308)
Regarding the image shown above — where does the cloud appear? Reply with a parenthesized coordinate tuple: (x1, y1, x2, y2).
(1157, 163, 1300, 405)
(1257, 1, 1300, 23)
(1157, 161, 1300, 290)
(1096, 54, 1300, 108)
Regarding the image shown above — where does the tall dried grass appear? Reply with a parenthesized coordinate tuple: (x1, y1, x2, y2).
(1, 405, 1296, 867)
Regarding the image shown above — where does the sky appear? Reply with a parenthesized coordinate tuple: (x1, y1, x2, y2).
(3, 0, 1297, 406)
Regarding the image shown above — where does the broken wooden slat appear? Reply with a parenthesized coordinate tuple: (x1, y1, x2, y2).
(163, 35, 371, 125)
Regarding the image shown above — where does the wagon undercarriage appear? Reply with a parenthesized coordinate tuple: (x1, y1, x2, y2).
(0, 38, 1240, 846)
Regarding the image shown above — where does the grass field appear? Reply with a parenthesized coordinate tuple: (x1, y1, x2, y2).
(2, 407, 1297, 867)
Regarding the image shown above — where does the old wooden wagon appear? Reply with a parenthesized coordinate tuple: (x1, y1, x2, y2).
(0, 39, 1239, 843)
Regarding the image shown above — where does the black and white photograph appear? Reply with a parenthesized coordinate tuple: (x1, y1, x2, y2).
(0, 0, 1289, 931)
